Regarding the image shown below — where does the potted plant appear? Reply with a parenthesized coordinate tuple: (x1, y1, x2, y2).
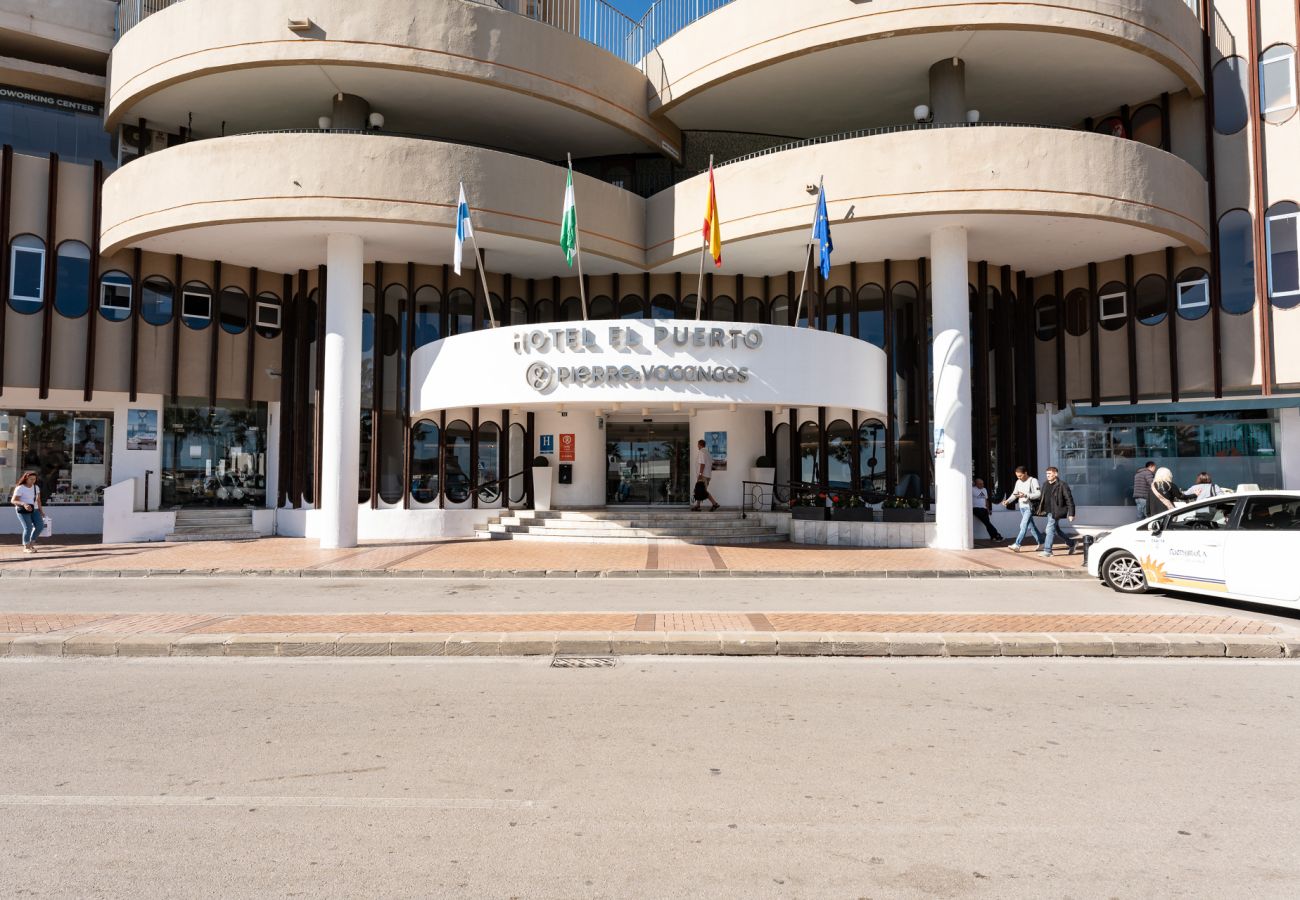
(829, 491, 874, 522)
(880, 496, 927, 522)
(791, 491, 830, 520)
(749, 455, 776, 511)
(531, 455, 553, 511)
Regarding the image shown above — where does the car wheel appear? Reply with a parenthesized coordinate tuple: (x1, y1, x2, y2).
(1102, 551, 1147, 594)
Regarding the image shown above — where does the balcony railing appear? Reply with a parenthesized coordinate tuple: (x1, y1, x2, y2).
(112, 0, 736, 67)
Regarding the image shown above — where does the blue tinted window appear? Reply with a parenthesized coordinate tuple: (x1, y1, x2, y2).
(1219, 209, 1256, 315)
(141, 276, 173, 325)
(54, 241, 90, 317)
(99, 271, 132, 322)
(0, 96, 115, 169)
(9, 235, 45, 313)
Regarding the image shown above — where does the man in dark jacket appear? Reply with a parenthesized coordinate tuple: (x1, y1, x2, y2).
(1133, 461, 1156, 521)
(1037, 466, 1078, 557)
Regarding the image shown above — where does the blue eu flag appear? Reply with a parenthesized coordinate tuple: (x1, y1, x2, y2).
(812, 186, 833, 279)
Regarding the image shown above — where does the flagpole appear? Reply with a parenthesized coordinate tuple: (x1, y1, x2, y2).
(793, 175, 823, 328)
(568, 154, 589, 321)
(695, 154, 713, 321)
(468, 233, 497, 328)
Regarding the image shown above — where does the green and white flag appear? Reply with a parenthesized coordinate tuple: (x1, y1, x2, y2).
(560, 166, 578, 267)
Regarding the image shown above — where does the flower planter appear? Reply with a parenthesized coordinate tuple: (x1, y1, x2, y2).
(531, 465, 554, 511)
(880, 508, 926, 522)
(829, 507, 874, 522)
(792, 507, 829, 521)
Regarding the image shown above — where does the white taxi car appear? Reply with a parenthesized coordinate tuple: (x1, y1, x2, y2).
(1086, 491, 1300, 608)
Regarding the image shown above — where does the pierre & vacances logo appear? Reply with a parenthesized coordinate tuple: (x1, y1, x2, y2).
(515, 324, 761, 392)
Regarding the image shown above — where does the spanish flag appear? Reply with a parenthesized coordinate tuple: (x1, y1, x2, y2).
(702, 162, 722, 267)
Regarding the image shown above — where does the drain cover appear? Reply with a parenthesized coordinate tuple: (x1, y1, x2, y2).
(551, 655, 617, 669)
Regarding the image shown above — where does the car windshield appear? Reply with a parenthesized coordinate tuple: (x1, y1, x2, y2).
(1164, 499, 1237, 531)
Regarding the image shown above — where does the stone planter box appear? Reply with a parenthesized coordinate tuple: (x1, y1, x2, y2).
(829, 507, 874, 522)
(880, 508, 926, 522)
(791, 507, 829, 521)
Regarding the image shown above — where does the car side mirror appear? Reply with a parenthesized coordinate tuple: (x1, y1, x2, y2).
(1150, 517, 1165, 536)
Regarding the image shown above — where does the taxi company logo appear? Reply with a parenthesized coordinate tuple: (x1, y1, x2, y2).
(525, 361, 555, 391)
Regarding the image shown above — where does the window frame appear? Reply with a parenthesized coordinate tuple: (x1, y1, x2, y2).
(255, 298, 282, 331)
(1098, 289, 1127, 322)
(1264, 206, 1300, 301)
(9, 235, 46, 308)
(180, 287, 213, 327)
(1176, 276, 1211, 312)
(1260, 44, 1298, 118)
(98, 271, 133, 316)
(1034, 296, 1058, 340)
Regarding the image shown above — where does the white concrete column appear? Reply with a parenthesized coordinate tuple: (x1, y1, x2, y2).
(930, 225, 973, 550)
(319, 233, 364, 548)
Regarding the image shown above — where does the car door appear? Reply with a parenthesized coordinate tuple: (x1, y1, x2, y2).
(1223, 497, 1300, 604)
(1144, 499, 1237, 596)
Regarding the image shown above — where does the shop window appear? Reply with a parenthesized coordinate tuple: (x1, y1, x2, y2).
(181, 282, 212, 329)
(534, 298, 555, 323)
(1265, 200, 1300, 307)
(508, 422, 527, 504)
(219, 287, 248, 334)
(589, 295, 614, 320)
(1098, 283, 1127, 330)
(798, 421, 820, 484)
(772, 421, 790, 503)
(619, 294, 645, 318)
(1130, 104, 1163, 147)
(1063, 289, 1089, 336)
(1034, 296, 1057, 341)
(8, 234, 45, 313)
(1093, 116, 1127, 138)
(770, 295, 790, 326)
(0, 410, 113, 506)
(1219, 209, 1256, 315)
(1175, 269, 1210, 320)
(741, 296, 765, 323)
(254, 293, 281, 338)
(823, 286, 850, 334)
(681, 294, 700, 317)
(141, 276, 174, 326)
(856, 283, 885, 348)
(445, 287, 473, 334)
(858, 418, 886, 493)
(1213, 56, 1250, 134)
(444, 419, 472, 503)
(53, 241, 90, 318)
(99, 270, 132, 322)
(826, 419, 853, 488)
(477, 421, 500, 503)
(409, 419, 440, 504)
(413, 285, 442, 346)
(383, 285, 407, 355)
(559, 296, 584, 321)
(1260, 45, 1297, 123)
(711, 295, 735, 322)
(510, 298, 528, 325)
(651, 294, 676, 319)
(1134, 274, 1168, 325)
(159, 400, 268, 509)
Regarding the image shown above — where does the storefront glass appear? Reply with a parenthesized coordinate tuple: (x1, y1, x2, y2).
(1051, 409, 1280, 506)
(160, 400, 268, 508)
(0, 410, 112, 505)
(605, 421, 689, 504)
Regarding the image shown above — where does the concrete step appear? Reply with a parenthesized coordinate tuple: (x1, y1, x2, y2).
(473, 529, 782, 545)
(491, 517, 764, 531)
(165, 529, 260, 542)
(484, 524, 780, 539)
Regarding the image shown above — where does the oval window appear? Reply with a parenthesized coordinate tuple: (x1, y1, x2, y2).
(53, 241, 91, 318)
(1098, 281, 1127, 331)
(1034, 296, 1058, 341)
(1213, 56, 1250, 135)
(141, 276, 174, 326)
(181, 281, 212, 329)
(1135, 274, 1168, 326)
(1218, 209, 1256, 315)
(1175, 268, 1211, 321)
(219, 287, 248, 335)
(1130, 105, 1163, 147)
(1064, 289, 1089, 336)
(98, 270, 132, 322)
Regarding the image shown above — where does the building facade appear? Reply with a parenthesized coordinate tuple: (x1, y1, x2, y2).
(0, 0, 1297, 546)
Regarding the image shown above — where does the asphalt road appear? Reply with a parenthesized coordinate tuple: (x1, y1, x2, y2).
(2, 656, 1298, 898)
(9, 576, 1300, 628)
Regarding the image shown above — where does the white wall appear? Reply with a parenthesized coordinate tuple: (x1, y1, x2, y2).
(691, 407, 764, 509)
(533, 409, 605, 508)
(278, 506, 488, 540)
(1280, 407, 1300, 491)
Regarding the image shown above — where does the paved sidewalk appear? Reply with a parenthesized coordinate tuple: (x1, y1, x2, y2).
(4, 609, 1295, 660)
(0, 536, 1090, 578)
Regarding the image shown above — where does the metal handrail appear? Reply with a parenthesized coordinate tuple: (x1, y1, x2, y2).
(472, 468, 527, 504)
(740, 479, 890, 519)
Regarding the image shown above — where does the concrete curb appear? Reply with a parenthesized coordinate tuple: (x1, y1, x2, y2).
(3, 631, 1294, 660)
(0, 567, 1092, 580)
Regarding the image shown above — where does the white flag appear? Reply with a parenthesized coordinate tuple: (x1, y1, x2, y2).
(453, 182, 472, 275)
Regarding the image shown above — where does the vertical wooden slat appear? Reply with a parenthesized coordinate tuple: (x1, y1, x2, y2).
(916, 256, 930, 495)
(470, 406, 479, 509)
(38, 152, 59, 400)
(313, 264, 326, 507)
(817, 406, 828, 490)
(82, 160, 103, 401)
(882, 258, 896, 491)
(1022, 273, 1039, 475)
(848, 262, 858, 339)
(371, 261, 383, 509)
(1087, 261, 1100, 406)
(788, 408, 799, 488)
(168, 254, 182, 401)
(403, 261, 415, 510)
(1244, 0, 1273, 395)
(438, 409, 446, 509)
(1201, 0, 1224, 398)
(1054, 269, 1066, 410)
(995, 266, 1015, 493)
(0, 145, 12, 395)
(500, 408, 510, 507)
(525, 411, 535, 508)
(1124, 255, 1137, 403)
(642, 271, 650, 317)
(1166, 247, 1180, 403)
(763, 410, 774, 466)
(850, 409, 860, 490)
(244, 267, 257, 405)
(1160, 92, 1172, 152)
(291, 268, 310, 505)
(973, 261, 990, 483)
(277, 271, 295, 509)
(208, 260, 221, 406)
(127, 247, 142, 402)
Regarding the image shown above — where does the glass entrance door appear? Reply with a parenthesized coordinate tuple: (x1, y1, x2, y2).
(605, 421, 689, 505)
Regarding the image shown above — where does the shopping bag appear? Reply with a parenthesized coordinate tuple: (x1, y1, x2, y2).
(39, 516, 53, 538)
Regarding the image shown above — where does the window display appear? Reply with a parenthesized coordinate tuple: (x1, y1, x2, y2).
(0, 410, 113, 505)
(160, 400, 267, 508)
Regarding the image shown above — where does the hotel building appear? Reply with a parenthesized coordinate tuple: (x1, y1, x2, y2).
(0, 0, 1297, 547)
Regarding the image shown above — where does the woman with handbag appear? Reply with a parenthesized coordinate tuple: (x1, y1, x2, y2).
(10, 470, 45, 554)
(1150, 467, 1195, 513)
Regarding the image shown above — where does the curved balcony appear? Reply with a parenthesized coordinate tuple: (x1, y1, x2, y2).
(646, 125, 1210, 275)
(107, 0, 680, 160)
(646, 0, 1205, 135)
(100, 132, 646, 273)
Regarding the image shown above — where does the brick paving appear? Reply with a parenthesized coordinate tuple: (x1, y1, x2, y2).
(0, 611, 1281, 636)
(0, 536, 1086, 576)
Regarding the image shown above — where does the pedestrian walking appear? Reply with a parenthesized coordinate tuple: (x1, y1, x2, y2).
(1002, 466, 1043, 551)
(691, 439, 719, 512)
(10, 470, 44, 554)
(1036, 466, 1078, 557)
(1184, 471, 1227, 503)
(972, 477, 1002, 541)
(1132, 460, 1156, 520)
(1150, 467, 1194, 513)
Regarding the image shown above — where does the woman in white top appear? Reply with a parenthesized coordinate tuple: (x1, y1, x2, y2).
(10, 470, 44, 553)
(1184, 471, 1227, 503)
